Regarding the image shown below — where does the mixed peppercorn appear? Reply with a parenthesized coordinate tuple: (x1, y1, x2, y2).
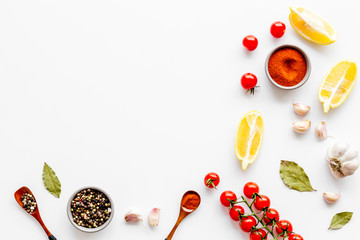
(21, 193, 37, 214)
(70, 188, 112, 228)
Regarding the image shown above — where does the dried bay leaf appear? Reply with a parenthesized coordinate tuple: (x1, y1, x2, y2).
(280, 160, 315, 192)
(329, 212, 353, 230)
(42, 162, 61, 198)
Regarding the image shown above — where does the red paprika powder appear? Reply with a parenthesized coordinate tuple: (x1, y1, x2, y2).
(268, 47, 307, 87)
(182, 193, 200, 211)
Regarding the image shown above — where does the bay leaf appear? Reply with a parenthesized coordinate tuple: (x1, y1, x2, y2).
(280, 160, 315, 192)
(329, 212, 353, 230)
(42, 162, 61, 198)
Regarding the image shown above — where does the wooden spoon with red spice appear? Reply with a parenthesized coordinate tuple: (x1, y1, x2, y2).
(14, 186, 57, 240)
(165, 190, 201, 240)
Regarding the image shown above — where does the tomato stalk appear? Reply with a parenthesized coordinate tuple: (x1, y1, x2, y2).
(240, 196, 278, 239)
(205, 179, 217, 189)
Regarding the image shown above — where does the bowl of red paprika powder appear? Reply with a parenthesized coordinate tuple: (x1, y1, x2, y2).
(265, 45, 311, 90)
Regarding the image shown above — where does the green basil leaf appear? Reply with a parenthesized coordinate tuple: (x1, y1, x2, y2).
(329, 212, 353, 230)
(280, 160, 315, 192)
(42, 162, 61, 198)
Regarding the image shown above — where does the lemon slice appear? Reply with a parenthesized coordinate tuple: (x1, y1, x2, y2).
(319, 60, 357, 113)
(235, 111, 264, 170)
(289, 6, 336, 45)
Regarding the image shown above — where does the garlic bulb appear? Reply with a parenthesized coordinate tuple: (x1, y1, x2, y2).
(124, 210, 143, 223)
(323, 192, 340, 203)
(292, 120, 311, 133)
(148, 208, 160, 226)
(326, 141, 359, 178)
(315, 121, 328, 140)
(293, 102, 311, 115)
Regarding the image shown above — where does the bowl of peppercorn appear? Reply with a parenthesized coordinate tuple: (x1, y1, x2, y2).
(67, 187, 114, 233)
(265, 44, 311, 90)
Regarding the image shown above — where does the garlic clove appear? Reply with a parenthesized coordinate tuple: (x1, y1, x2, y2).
(292, 120, 311, 133)
(293, 102, 311, 115)
(315, 121, 328, 140)
(125, 210, 143, 223)
(323, 192, 340, 203)
(148, 208, 160, 227)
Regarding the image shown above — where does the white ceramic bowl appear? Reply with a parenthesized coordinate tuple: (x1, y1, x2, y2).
(265, 44, 311, 90)
(67, 186, 114, 233)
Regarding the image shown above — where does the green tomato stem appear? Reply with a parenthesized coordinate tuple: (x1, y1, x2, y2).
(241, 196, 277, 239)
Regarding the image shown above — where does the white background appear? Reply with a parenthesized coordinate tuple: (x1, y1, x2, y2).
(0, 0, 359, 239)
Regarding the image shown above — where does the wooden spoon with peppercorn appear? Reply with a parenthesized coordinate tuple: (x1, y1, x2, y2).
(14, 186, 57, 240)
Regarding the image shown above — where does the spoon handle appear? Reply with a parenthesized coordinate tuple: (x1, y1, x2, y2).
(49, 235, 57, 240)
(165, 221, 180, 240)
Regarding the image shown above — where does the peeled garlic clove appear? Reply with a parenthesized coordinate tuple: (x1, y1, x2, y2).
(125, 210, 143, 223)
(292, 120, 311, 133)
(293, 102, 311, 115)
(323, 192, 340, 203)
(315, 121, 328, 140)
(148, 208, 160, 226)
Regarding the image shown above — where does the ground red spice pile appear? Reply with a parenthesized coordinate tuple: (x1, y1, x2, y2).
(268, 47, 307, 87)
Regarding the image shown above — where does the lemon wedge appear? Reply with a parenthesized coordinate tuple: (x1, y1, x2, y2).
(235, 111, 264, 170)
(319, 60, 357, 113)
(289, 6, 336, 45)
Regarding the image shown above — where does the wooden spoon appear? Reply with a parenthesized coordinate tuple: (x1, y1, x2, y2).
(165, 190, 201, 240)
(14, 186, 57, 240)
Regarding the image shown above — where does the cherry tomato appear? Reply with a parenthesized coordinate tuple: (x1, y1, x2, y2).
(242, 35, 258, 51)
(270, 21, 286, 38)
(275, 220, 293, 234)
(263, 208, 280, 224)
(254, 195, 270, 210)
(243, 182, 259, 198)
(250, 229, 267, 240)
(220, 191, 237, 207)
(239, 216, 256, 232)
(241, 73, 258, 94)
(288, 233, 304, 240)
(229, 205, 244, 221)
(204, 172, 220, 189)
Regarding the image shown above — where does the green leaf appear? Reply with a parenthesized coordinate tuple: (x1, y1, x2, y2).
(280, 160, 315, 192)
(42, 162, 61, 198)
(329, 212, 353, 230)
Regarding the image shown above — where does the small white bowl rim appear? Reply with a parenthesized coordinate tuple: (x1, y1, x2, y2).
(265, 44, 311, 90)
(67, 186, 114, 233)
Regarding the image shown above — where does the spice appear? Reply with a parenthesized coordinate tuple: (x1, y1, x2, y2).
(21, 193, 37, 213)
(182, 192, 200, 211)
(268, 47, 307, 87)
(124, 210, 143, 223)
(70, 189, 112, 228)
(148, 208, 160, 226)
(292, 119, 311, 133)
(293, 102, 310, 115)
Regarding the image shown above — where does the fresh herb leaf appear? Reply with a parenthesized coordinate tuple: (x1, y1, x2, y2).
(280, 160, 315, 192)
(329, 212, 353, 230)
(42, 162, 61, 198)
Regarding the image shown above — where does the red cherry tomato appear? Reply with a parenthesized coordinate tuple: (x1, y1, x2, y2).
(240, 216, 257, 232)
(250, 229, 267, 240)
(270, 21, 286, 38)
(264, 208, 280, 224)
(220, 191, 237, 207)
(276, 220, 293, 234)
(229, 205, 244, 221)
(288, 233, 304, 240)
(204, 172, 220, 189)
(241, 73, 258, 94)
(242, 35, 258, 51)
(243, 182, 259, 198)
(254, 195, 270, 210)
